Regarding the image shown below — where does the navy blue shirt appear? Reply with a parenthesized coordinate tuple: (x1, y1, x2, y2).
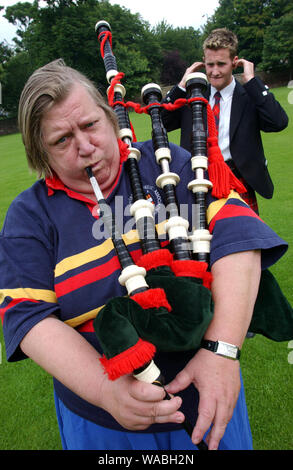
(0, 140, 287, 431)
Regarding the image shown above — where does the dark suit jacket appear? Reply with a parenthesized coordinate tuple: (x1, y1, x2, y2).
(162, 77, 288, 198)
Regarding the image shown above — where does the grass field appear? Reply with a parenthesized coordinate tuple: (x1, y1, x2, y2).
(0, 87, 292, 450)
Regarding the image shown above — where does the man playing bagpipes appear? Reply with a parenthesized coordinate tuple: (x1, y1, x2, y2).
(0, 57, 292, 451)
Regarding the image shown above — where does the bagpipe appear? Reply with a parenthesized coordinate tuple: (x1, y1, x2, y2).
(87, 20, 293, 448)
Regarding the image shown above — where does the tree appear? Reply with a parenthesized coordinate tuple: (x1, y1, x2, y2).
(261, 9, 293, 78)
(153, 21, 202, 65)
(110, 44, 150, 99)
(1, 51, 32, 116)
(202, 0, 289, 66)
(160, 50, 187, 85)
(4, 0, 38, 49)
(0, 40, 15, 117)
(203, 0, 236, 36)
(0, 40, 14, 85)
(1, 0, 162, 115)
(0, 41, 14, 69)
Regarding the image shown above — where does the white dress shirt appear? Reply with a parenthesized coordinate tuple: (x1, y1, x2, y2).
(210, 77, 236, 161)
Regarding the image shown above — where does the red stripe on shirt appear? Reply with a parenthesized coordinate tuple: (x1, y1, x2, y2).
(0, 298, 39, 323)
(54, 246, 144, 297)
(54, 256, 121, 297)
(54, 240, 170, 298)
(77, 319, 95, 332)
(209, 203, 261, 233)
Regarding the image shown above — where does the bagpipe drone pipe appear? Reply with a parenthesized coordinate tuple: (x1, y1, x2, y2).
(94, 19, 292, 346)
(89, 20, 293, 441)
(86, 164, 207, 449)
(92, 20, 213, 449)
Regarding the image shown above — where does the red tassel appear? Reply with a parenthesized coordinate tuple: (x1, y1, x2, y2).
(117, 138, 130, 162)
(206, 101, 247, 199)
(171, 259, 213, 290)
(172, 259, 207, 278)
(203, 271, 213, 289)
(208, 137, 231, 199)
(107, 71, 125, 107)
(100, 338, 156, 380)
(130, 121, 137, 142)
(131, 287, 172, 312)
(137, 249, 173, 271)
(208, 137, 246, 198)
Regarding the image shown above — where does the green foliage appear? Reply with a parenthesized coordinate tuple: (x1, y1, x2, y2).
(152, 21, 202, 85)
(153, 21, 202, 65)
(261, 12, 293, 73)
(4, 0, 38, 49)
(0, 40, 14, 84)
(1, 0, 292, 117)
(1, 51, 33, 116)
(112, 44, 150, 98)
(203, 0, 290, 67)
(1, 0, 165, 113)
(4, 1, 36, 31)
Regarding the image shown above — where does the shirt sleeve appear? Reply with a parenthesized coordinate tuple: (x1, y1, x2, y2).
(206, 191, 288, 269)
(0, 196, 59, 362)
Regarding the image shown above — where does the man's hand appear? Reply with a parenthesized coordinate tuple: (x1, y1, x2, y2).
(179, 62, 205, 88)
(99, 373, 186, 431)
(235, 58, 255, 84)
(165, 348, 241, 450)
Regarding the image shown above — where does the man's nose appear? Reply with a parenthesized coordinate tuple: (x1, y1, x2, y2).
(76, 131, 95, 157)
(211, 65, 220, 75)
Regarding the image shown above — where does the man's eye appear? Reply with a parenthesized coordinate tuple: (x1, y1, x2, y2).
(57, 136, 67, 144)
(84, 121, 96, 129)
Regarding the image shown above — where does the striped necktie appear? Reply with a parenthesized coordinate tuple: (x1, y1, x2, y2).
(213, 91, 221, 131)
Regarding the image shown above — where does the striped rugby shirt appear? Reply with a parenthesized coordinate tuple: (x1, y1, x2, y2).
(0, 140, 287, 431)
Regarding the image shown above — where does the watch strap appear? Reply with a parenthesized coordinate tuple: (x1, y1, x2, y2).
(201, 339, 241, 360)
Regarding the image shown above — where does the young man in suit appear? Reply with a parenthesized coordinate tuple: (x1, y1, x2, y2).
(162, 28, 288, 213)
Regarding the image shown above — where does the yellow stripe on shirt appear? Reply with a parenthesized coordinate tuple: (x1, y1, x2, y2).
(0, 288, 57, 304)
(55, 220, 168, 278)
(55, 239, 114, 278)
(207, 190, 245, 225)
(64, 305, 105, 327)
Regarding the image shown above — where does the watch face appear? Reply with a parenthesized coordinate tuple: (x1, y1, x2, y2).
(217, 341, 238, 359)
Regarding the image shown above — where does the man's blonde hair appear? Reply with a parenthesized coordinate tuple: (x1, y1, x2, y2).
(203, 28, 238, 59)
(18, 59, 119, 177)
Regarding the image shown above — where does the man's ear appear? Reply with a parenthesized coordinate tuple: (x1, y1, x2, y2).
(232, 56, 238, 69)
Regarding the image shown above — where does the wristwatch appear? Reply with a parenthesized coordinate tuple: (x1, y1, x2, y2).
(201, 339, 241, 360)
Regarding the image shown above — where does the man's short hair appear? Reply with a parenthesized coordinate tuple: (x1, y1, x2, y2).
(203, 28, 238, 58)
(18, 59, 119, 177)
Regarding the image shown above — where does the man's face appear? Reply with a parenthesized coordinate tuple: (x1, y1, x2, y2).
(41, 84, 120, 198)
(204, 48, 237, 91)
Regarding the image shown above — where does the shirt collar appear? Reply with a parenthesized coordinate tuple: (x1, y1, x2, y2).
(45, 173, 96, 204)
(211, 76, 236, 102)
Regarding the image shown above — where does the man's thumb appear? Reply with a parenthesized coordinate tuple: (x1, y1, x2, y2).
(165, 369, 191, 394)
